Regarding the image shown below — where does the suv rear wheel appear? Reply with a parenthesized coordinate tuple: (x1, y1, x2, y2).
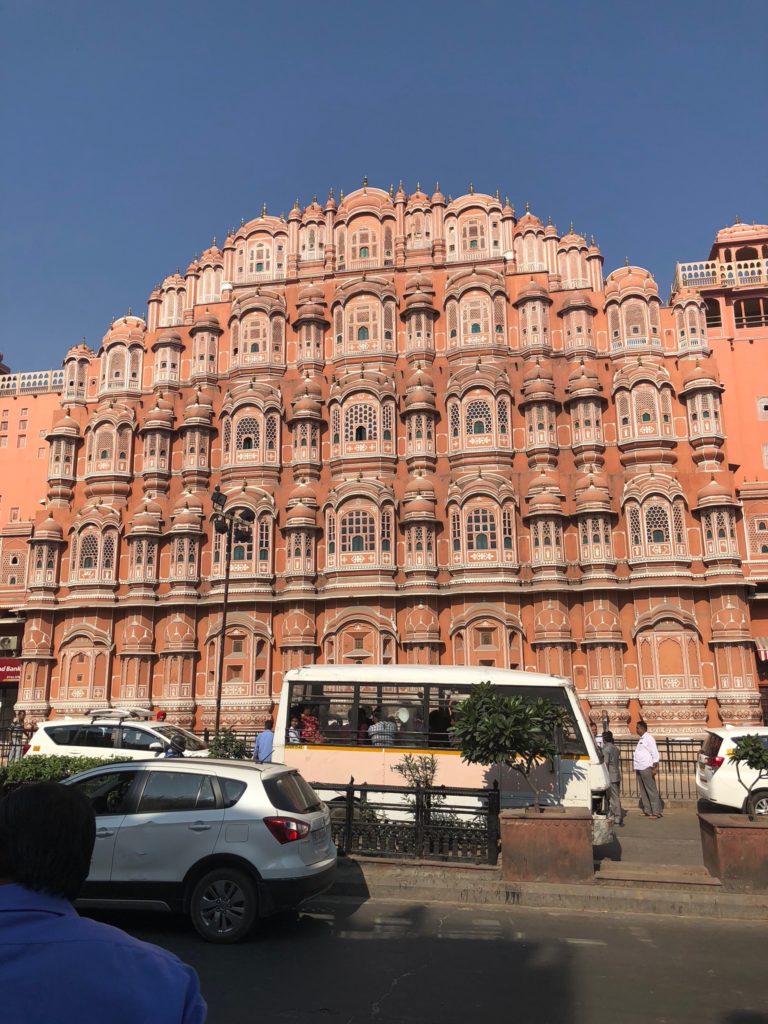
(189, 867, 258, 943)
(746, 789, 768, 818)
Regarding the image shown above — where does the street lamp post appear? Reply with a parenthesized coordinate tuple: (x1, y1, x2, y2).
(210, 486, 254, 736)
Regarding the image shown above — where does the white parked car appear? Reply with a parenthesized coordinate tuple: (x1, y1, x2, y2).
(62, 758, 337, 942)
(696, 727, 768, 816)
(25, 708, 209, 761)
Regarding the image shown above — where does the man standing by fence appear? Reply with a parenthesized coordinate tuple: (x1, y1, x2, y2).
(633, 720, 663, 818)
(602, 730, 624, 825)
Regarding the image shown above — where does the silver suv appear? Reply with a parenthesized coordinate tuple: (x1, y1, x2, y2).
(63, 758, 336, 943)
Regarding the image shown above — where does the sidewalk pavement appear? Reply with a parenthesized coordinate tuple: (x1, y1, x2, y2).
(315, 802, 768, 923)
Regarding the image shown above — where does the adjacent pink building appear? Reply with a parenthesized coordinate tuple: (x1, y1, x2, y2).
(1, 185, 766, 734)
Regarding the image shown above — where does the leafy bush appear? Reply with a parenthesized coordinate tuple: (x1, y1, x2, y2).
(452, 681, 567, 810)
(729, 735, 768, 818)
(208, 728, 248, 760)
(391, 753, 439, 789)
(0, 755, 122, 793)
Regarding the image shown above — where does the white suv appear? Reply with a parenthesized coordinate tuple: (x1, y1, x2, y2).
(63, 758, 336, 942)
(696, 727, 768, 816)
(26, 709, 208, 761)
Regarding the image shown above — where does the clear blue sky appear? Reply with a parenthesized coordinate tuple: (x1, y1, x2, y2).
(1, 0, 766, 371)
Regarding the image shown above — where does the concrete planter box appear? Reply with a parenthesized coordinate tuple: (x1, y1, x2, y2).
(500, 807, 594, 883)
(699, 813, 768, 893)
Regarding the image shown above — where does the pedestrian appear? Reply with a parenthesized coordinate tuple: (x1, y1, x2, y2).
(155, 709, 167, 722)
(633, 720, 663, 818)
(254, 718, 274, 763)
(8, 710, 30, 763)
(0, 783, 206, 1023)
(163, 735, 187, 758)
(601, 730, 624, 825)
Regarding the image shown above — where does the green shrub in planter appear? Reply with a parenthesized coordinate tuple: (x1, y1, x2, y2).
(452, 681, 568, 811)
(729, 735, 768, 819)
(207, 728, 248, 760)
(0, 755, 123, 793)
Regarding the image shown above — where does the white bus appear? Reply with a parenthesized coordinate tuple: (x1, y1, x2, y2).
(274, 665, 608, 810)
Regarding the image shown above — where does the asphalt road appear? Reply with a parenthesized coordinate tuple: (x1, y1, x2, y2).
(89, 898, 768, 1024)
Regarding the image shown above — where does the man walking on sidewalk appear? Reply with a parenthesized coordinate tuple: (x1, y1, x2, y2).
(633, 720, 663, 818)
(602, 730, 624, 825)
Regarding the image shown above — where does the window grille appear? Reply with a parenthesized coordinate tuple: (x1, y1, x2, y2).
(498, 399, 509, 435)
(502, 508, 514, 550)
(340, 509, 375, 552)
(258, 518, 270, 563)
(466, 399, 493, 435)
(381, 508, 392, 552)
(382, 402, 393, 440)
(345, 404, 377, 442)
(467, 507, 497, 550)
(271, 318, 282, 355)
(236, 416, 260, 452)
(451, 510, 461, 551)
(266, 415, 278, 451)
(223, 419, 231, 457)
(628, 505, 642, 546)
(449, 403, 461, 437)
(79, 534, 98, 570)
(645, 504, 670, 544)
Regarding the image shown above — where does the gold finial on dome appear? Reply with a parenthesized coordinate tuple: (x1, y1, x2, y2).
(312, 195, 317, 203)
(363, 175, 368, 191)
(469, 182, 474, 194)
(624, 256, 630, 266)
(448, 194, 453, 202)
(339, 188, 345, 201)
(212, 236, 216, 245)
(328, 187, 334, 200)
(294, 197, 300, 209)
(416, 181, 421, 192)
(735, 214, 741, 224)
(127, 307, 132, 316)
(505, 195, 510, 207)
(547, 215, 553, 226)
(388, 183, 394, 197)
(495, 189, 500, 200)
(240, 216, 245, 226)
(525, 201, 530, 212)
(569, 221, 574, 233)
(261, 203, 267, 217)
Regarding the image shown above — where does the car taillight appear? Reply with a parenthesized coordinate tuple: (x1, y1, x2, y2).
(263, 816, 311, 844)
(707, 755, 724, 770)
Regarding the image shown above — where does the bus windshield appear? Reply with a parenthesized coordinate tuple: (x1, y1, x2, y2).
(285, 680, 585, 755)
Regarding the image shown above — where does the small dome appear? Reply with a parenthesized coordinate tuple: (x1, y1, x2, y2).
(406, 365, 435, 391)
(49, 413, 80, 436)
(192, 312, 220, 331)
(671, 286, 703, 309)
(515, 279, 551, 304)
(567, 359, 601, 390)
(715, 221, 768, 244)
(515, 210, 544, 232)
(293, 394, 322, 416)
(574, 473, 611, 510)
(407, 185, 429, 209)
(560, 291, 596, 313)
(404, 475, 436, 498)
(298, 282, 325, 303)
(404, 271, 434, 293)
(527, 490, 562, 514)
(184, 392, 213, 422)
(522, 360, 554, 385)
(288, 480, 318, 507)
(34, 515, 63, 541)
(544, 221, 559, 239)
(604, 265, 659, 301)
(130, 508, 162, 534)
(696, 475, 733, 506)
(682, 360, 719, 390)
(431, 185, 446, 205)
(286, 501, 316, 525)
(405, 386, 436, 409)
(558, 227, 587, 249)
(172, 508, 202, 530)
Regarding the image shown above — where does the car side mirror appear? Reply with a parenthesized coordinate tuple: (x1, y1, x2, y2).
(149, 742, 163, 754)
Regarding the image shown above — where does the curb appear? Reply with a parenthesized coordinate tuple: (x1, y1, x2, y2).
(322, 857, 768, 923)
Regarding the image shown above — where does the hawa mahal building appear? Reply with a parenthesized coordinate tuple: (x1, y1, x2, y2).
(1, 183, 767, 735)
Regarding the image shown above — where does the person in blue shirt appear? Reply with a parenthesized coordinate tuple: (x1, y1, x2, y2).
(0, 782, 206, 1024)
(253, 717, 274, 763)
(164, 734, 187, 758)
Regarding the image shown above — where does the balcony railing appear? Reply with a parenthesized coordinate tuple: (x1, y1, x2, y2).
(447, 246, 503, 263)
(337, 257, 394, 273)
(234, 268, 287, 285)
(0, 370, 64, 395)
(675, 258, 768, 291)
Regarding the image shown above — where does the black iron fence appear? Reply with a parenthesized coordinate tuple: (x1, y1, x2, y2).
(310, 779, 501, 865)
(615, 738, 700, 801)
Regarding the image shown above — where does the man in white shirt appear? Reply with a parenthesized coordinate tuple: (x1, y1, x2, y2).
(633, 720, 662, 818)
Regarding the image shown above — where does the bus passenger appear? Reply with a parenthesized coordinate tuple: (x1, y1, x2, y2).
(369, 708, 396, 746)
(288, 715, 301, 744)
(356, 706, 371, 745)
(300, 706, 323, 745)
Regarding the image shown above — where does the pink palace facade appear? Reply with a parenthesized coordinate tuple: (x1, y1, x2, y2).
(5, 184, 767, 735)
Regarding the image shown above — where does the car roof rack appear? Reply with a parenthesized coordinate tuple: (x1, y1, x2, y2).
(86, 707, 154, 722)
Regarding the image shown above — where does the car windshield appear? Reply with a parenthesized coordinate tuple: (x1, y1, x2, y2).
(154, 724, 207, 751)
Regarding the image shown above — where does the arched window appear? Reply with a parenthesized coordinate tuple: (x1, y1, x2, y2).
(466, 399, 492, 435)
(236, 416, 260, 454)
(357, 326, 369, 341)
(344, 404, 378, 444)
(340, 509, 376, 553)
(467, 508, 497, 550)
(646, 504, 670, 544)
